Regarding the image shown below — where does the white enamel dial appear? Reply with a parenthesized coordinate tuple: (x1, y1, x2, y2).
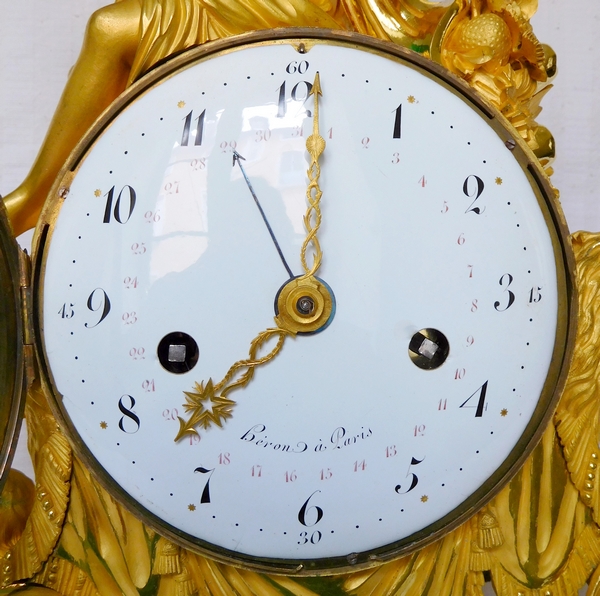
(38, 32, 572, 573)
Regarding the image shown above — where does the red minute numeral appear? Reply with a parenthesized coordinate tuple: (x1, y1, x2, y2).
(438, 399, 447, 410)
(441, 201, 448, 213)
(455, 368, 466, 380)
(189, 435, 201, 446)
(122, 312, 137, 325)
(255, 129, 271, 142)
(414, 424, 426, 437)
(220, 140, 237, 153)
(285, 470, 297, 483)
(361, 137, 370, 148)
(419, 175, 427, 187)
(354, 460, 366, 472)
(163, 181, 179, 194)
(129, 347, 145, 359)
(218, 452, 230, 465)
(467, 265, 473, 278)
(251, 465, 262, 477)
(471, 300, 478, 313)
(320, 468, 333, 481)
(162, 408, 179, 420)
(392, 152, 400, 164)
(385, 445, 397, 458)
(457, 233, 466, 246)
(142, 379, 155, 392)
(466, 335, 475, 347)
(144, 210, 160, 223)
(190, 158, 206, 170)
(124, 276, 138, 289)
(131, 242, 146, 255)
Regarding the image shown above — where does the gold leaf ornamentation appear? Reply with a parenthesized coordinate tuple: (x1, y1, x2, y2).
(478, 509, 504, 550)
(0, 385, 72, 588)
(3, 2, 588, 596)
(555, 231, 600, 522)
(34, 556, 99, 596)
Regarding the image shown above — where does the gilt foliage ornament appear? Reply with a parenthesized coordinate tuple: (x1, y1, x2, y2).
(1, 1, 596, 595)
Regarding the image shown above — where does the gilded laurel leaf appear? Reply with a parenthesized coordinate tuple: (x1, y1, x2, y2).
(1, 385, 72, 588)
(479, 425, 600, 595)
(556, 232, 600, 523)
(69, 462, 141, 596)
(34, 555, 99, 596)
(342, 520, 482, 596)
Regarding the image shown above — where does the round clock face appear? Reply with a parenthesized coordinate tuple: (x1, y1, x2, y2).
(37, 31, 572, 573)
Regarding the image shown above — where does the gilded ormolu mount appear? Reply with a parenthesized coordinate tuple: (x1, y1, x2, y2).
(3, 1, 598, 595)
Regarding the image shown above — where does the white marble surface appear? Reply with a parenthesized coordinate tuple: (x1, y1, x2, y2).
(0, 2, 596, 593)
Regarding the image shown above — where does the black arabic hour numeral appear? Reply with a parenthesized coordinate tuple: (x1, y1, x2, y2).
(85, 288, 111, 328)
(395, 456, 423, 494)
(298, 491, 323, 527)
(393, 104, 402, 139)
(181, 109, 205, 146)
(118, 395, 140, 433)
(194, 466, 215, 504)
(463, 175, 485, 215)
(494, 273, 515, 312)
(460, 381, 489, 418)
(276, 81, 313, 118)
(103, 185, 137, 224)
(277, 82, 286, 118)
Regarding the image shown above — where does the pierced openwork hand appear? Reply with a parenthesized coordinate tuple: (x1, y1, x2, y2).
(175, 72, 334, 442)
(273, 72, 334, 336)
(301, 71, 325, 278)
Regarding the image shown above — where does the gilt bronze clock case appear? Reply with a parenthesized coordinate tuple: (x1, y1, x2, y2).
(0, 201, 29, 494)
(0, 28, 576, 576)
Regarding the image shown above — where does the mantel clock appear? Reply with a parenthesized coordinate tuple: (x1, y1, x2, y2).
(2, 3, 598, 596)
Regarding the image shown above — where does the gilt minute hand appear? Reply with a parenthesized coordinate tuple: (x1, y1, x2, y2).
(300, 71, 326, 278)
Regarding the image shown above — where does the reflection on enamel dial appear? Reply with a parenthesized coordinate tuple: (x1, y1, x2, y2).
(40, 32, 570, 573)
